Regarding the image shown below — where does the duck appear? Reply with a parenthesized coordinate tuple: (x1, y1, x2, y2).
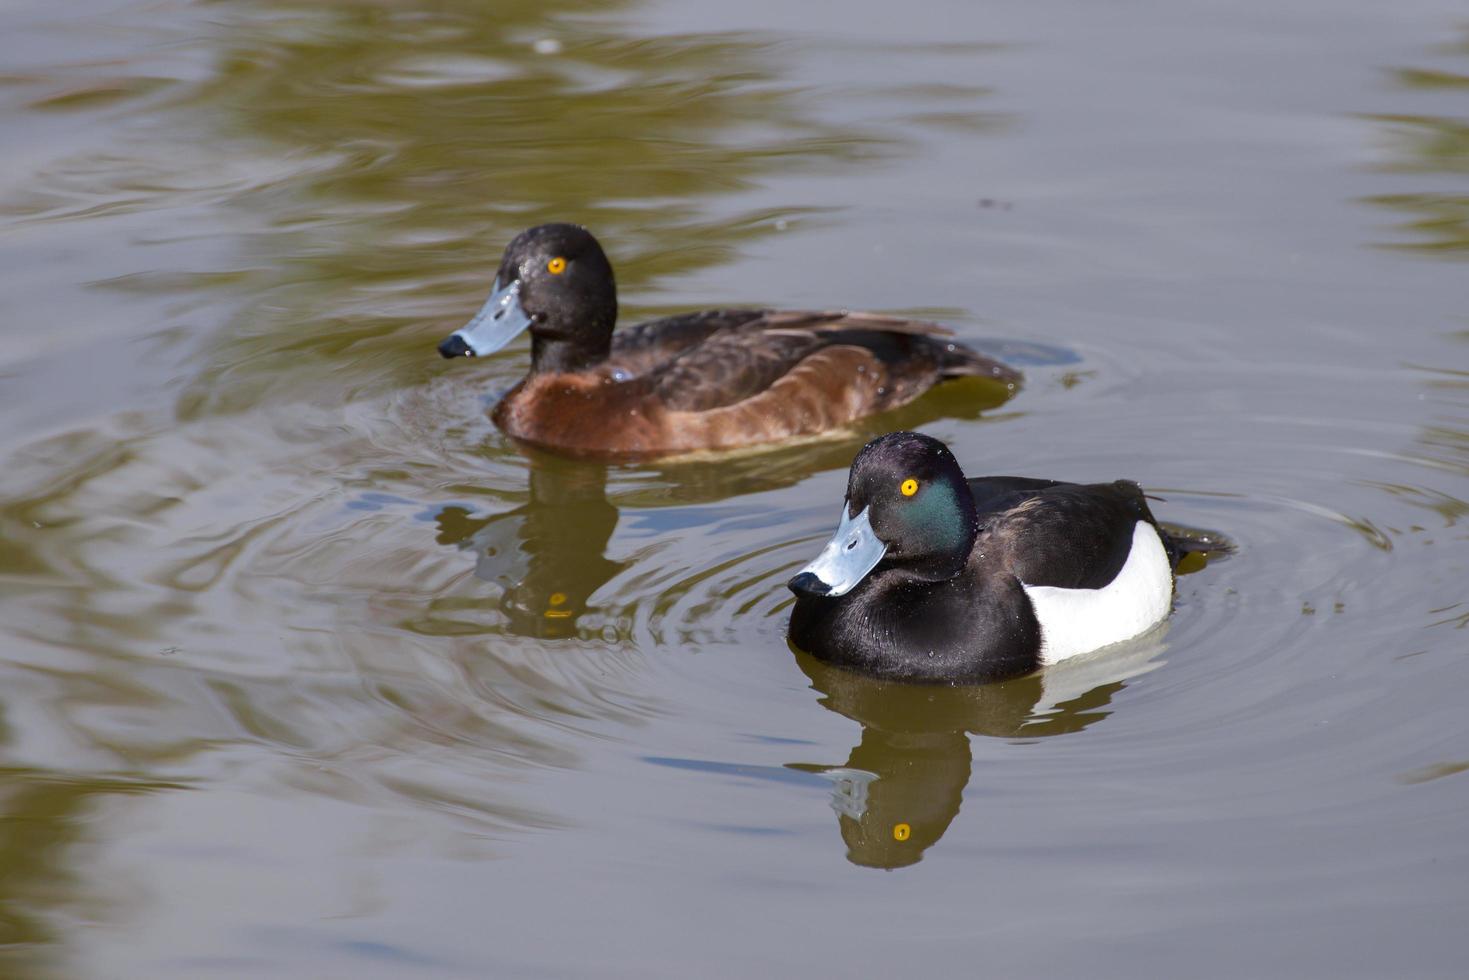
(437, 224, 1019, 458)
(787, 431, 1186, 683)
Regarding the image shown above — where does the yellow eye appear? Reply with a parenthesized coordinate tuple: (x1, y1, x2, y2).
(547, 257, 567, 275)
(893, 823, 911, 841)
(900, 478, 919, 497)
(548, 592, 567, 607)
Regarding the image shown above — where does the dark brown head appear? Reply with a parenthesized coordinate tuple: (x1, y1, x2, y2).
(438, 223, 618, 374)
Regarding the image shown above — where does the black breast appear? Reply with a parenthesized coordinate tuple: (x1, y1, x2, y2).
(789, 569, 1043, 683)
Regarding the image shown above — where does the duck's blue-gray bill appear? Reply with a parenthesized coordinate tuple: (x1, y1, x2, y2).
(439, 279, 532, 358)
(788, 504, 886, 598)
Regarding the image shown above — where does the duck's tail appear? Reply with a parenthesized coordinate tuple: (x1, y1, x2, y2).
(938, 342, 1023, 385)
(1156, 520, 1236, 572)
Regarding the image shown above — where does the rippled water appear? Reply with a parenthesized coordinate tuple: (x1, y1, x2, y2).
(1, 0, 1466, 976)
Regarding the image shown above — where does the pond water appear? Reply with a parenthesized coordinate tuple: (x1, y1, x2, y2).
(1, 0, 1467, 975)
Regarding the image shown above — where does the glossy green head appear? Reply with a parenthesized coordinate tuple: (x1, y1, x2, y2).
(845, 431, 977, 567)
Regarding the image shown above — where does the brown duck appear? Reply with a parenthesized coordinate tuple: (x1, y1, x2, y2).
(438, 224, 1019, 459)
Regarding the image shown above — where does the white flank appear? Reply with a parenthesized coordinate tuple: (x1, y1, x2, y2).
(1022, 521, 1173, 664)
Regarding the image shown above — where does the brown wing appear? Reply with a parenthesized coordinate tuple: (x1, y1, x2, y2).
(659, 345, 895, 449)
(643, 310, 1017, 413)
(759, 309, 955, 337)
(607, 309, 768, 377)
(649, 329, 828, 412)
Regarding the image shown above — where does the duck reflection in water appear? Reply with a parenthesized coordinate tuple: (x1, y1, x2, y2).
(789, 644, 1164, 870)
(433, 458, 624, 638)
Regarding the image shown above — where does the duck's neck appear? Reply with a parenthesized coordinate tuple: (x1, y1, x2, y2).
(878, 544, 973, 589)
(529, 332, 612, 375)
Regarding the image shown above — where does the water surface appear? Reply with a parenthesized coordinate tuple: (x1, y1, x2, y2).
(1, 0, 1466, 976)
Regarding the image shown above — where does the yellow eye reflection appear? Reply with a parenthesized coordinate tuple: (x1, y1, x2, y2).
(893, 823, 911, 841)
(547, 256, 567, 275)
(900, 478, 919, 497)
(544, 591, 571, 619)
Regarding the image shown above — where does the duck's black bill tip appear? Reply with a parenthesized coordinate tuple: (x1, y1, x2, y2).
(787, 572, 832, 598)
(438, 335, 476, 359)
